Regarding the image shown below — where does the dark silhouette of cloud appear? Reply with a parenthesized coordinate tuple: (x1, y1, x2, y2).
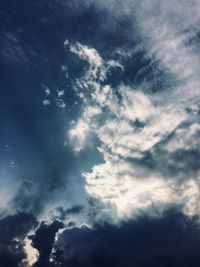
(0, 212, 37, 267)
(31, 220, 64, 267)
(29, 209, 200, 267)
(51, 209, 200, 267)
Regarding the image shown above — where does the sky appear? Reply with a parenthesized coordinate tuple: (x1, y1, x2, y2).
(1, 0, 200, 266)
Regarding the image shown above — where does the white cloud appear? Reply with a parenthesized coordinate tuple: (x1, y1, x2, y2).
(69, 106, 101, 152)
(84, 164, 189, 219)
(55, 99, 66, 109)
(23, 237, 39, 267)
(107, 59, 124, 72)
(57, 89, 65, 98)
(164, 123, 200, 153)
(69, 119, 91, 152)
(65, 40, 125, 85)
(66, 0, 200, 222)
(43, 99, 51, 106)
(64, 40, 105, 81)
(41, 84, 51, 96)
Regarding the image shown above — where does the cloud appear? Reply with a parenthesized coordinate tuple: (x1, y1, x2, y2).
(0, 31, 29, 65)
(2, 1, 200, 266)
(55, 206, 84, 221)
(69, 106, 101, 152)
(41, 85, 66, 108)
(23, 237, 39, 267)
(0, 212, 37, 267)
(41, 84, 51, 96)
(43, 99, 51, 106)
(66, 24, 200, 220)
(7, 0, 200, 225)
(30, 220, 64, 267)
(55, 99, 66, 109)
(0, 168, 21, 215)
(64, 40, 105, 81)
(52, 208, 200, 267)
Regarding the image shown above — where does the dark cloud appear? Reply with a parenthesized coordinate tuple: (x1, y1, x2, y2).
(0, 212, 37, 267)
(52, 209, 200, 267)
(31, 220, 64, 267)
